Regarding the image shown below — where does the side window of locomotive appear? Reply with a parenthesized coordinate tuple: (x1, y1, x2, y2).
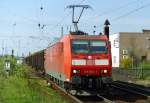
(90, 41, 107, 53)
(72, 40, 88, 53)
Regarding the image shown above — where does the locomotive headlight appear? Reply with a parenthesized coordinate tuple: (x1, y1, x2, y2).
(72, 59, 86, 65)
(101, 69, 108, 74)
(73, 70, 77, 73)
(95, 59, 109, 65)
(103, 69, 108, 73)
(73, 69, 80, 73)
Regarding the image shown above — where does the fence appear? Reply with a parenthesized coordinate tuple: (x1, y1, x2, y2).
(112, 68, 150, 81)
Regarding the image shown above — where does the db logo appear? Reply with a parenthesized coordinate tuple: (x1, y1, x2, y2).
(88, 56, 92, 59)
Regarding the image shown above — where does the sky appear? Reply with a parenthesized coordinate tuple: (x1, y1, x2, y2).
(0, 0, 150, 56)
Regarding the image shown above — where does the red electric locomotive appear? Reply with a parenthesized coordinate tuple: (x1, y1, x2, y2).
(45, 29, 112, 91)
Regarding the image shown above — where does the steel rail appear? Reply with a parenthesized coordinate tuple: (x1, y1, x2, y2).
(111, 81, 150, 97)
(97, 95, 115, 103)
(47, 80, 83, 103)
(114, 81, 150, 92)
(47, 79, 115, 103)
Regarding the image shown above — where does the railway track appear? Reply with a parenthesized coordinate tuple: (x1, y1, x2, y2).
(75, 95, 115, 103)
(112, 81, 150, 97)
(33, 70, 149, 103)
(47, 79, 115, 103)
(48, 79, 148, 103)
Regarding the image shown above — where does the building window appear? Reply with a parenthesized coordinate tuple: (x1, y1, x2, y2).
(146, 37, 150, 40)
(122, 55, 128, 59)
(113, 56, 116, 63)
(122, 49, 128, 55)
(141, 56, 146, 62)
(113, 38, 119, 48)
(146, 45, 150, 49)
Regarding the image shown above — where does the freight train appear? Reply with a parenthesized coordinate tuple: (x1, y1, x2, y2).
(25, 20, 112, 93)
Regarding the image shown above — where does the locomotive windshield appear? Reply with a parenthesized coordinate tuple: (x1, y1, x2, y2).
(72, 40, 107, 54)
(72, 40, 89, 53)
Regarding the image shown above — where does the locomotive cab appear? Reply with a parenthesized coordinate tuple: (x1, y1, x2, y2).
(67, 34, 112, 90)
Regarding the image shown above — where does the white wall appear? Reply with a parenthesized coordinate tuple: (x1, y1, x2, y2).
(110, 34, 120, 67)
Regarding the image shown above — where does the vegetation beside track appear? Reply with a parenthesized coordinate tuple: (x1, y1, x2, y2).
(119, 58, 150, 80)
(0, 56, 69, 103)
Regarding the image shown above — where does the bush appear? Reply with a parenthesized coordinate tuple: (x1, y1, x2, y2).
(140, 61, 150, 69)
(0, 56, 28, 78)
(120, 58, 132, 69)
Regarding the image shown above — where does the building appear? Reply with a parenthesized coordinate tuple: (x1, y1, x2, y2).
(110, 29, 150, 67)
(16, 57, 24, 64)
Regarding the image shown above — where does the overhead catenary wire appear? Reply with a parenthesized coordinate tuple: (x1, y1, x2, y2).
(0, 0, 89, 56)
(2, 0, 149, 55)
(112, 2, 150, 21)
(77, 0, 145, 33)
(87, 0, 143, 21)
(96, 2, 150, 28)
(0, 0, 86, 38)
(49, 0, 87, 33)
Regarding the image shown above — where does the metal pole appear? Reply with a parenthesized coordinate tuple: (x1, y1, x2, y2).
(61, 26, 64, 37)
(2, 40, 4, 56)
(132, 56, 134, 69)
(72, 7, 75, 23)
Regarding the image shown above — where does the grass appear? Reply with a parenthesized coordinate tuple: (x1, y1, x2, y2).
(0, 75, 69, 103)
(0, 56, 69, 103)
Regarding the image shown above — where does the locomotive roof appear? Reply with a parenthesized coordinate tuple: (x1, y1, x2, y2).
(47, 34, 109, 48)
(69, 34, 108, 40)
